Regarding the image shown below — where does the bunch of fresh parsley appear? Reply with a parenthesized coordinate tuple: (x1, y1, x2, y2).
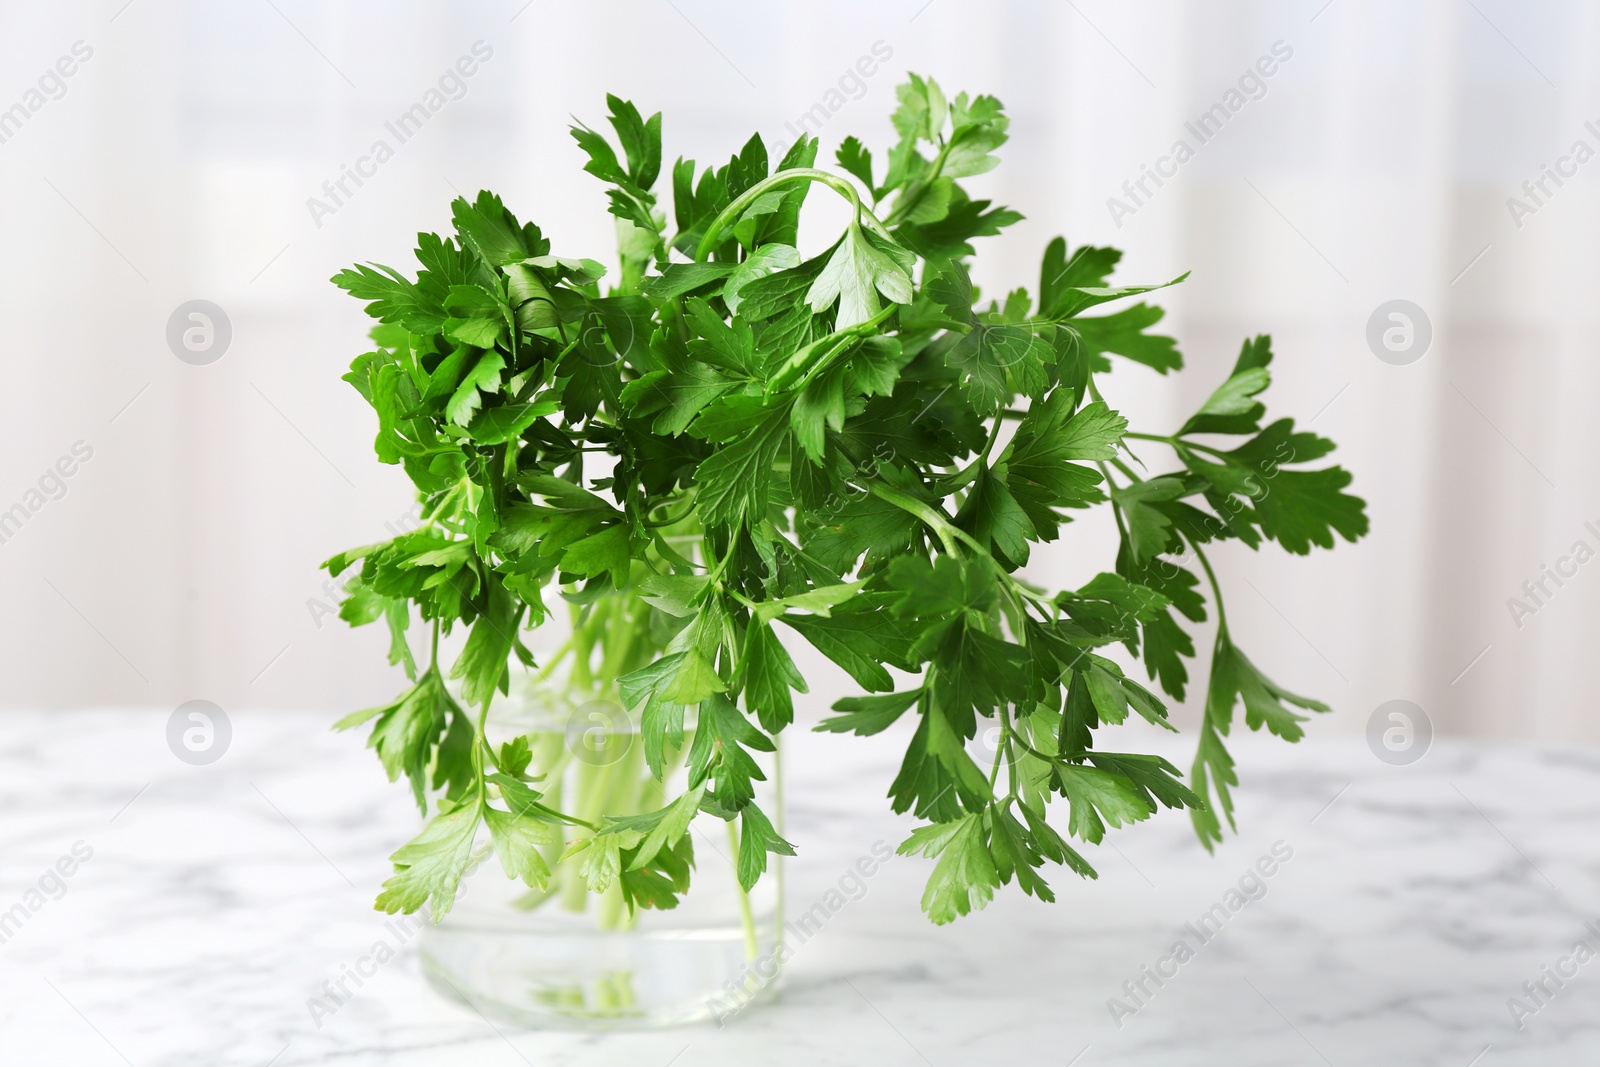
(326, 74, 1367, 926)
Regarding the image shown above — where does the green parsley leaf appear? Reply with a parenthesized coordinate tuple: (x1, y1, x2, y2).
(896, 814, 1000, 925)
(807, 220, 914, 328)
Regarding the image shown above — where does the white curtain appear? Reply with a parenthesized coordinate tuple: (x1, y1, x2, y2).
(2, 0, 1595, 740)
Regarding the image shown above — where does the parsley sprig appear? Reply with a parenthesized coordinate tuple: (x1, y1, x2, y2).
(326, 76, 1367, 925)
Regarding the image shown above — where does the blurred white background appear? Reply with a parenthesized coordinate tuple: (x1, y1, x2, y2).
(2, 0, 1595, 741)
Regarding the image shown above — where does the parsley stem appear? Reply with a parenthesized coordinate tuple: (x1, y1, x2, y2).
(1182, 441, 1240, 461)
(867, 482, 965, 559)
(770, 302, 898, 393)
(476, 697, 503, 775)
(882, 136, 956, 228)
(422, 479, 470, 530)
(998, 705, 1019, 798)
(728, 819, 760, 962)
(1124, 431, 1236, 463)
(772, 735, 786, 960)
(1190, 541, 1229, 634)
(988, 732, 1006, 789)
(942, 463, 982, 493)
(1107, 455, 1140, 484)
(704, 532, 742, 589)
(1009, 731, 1063, 765)
(979, 413, 1005, 463)
(937, 417, 1006, 495)
(1097, 462, 1132, 549)
(534, 638, 573, 681)
(868, 483, 1056, 637)
(695, 168, 885, 262)
(643, 498, 696, 529)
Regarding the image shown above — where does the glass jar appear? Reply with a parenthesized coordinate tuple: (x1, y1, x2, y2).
(418, 675, 785, 1029)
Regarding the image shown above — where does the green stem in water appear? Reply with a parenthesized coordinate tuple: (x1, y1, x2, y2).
(593, 737, 648, 931)
(771, 734, 786, 965)
(728, 819, 760, 962)
(534, 638, 574, 682)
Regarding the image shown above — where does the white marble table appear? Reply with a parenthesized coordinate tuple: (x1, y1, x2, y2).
(3, 709, 1598, 1065)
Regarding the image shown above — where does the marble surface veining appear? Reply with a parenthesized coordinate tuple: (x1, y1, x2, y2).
(2, 709, 1599, 1066)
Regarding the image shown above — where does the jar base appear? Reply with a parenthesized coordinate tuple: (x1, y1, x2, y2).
(418, 917, 783, 1030)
